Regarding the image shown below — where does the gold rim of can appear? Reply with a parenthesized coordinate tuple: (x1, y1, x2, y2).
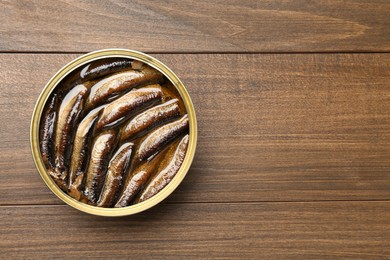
(30, 49, 197, 217)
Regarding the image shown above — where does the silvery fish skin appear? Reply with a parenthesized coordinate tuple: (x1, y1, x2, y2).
(114, 156, 161, 208)
(48, 169, 68, 191)
(68, 106, 104, 199)
(84, 129, 118, 204)
(97, 142, 133, 207)
(135, 114, 189, 162)
(80, 59, 132, 81)
(121, 99, 181, 141)
(95, 86, 163, 131)
(53, 84, 88, 189)
(136, 135, 189, 203)
(40, 93, 58, 169)
(85, 66, 163, 110)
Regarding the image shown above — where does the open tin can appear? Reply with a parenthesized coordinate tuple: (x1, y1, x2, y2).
(30, 49, 197, 216)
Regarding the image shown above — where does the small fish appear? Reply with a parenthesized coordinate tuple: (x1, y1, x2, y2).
(135, 114, 189, 162)
(68, 106, 104, 200)
(85, 66, 164, 110)
(40, 93, 58, 169)
(136, 135, 189, 203)
(83, 129, 118, 204)
(95, 86, 163, 131)
(121, 99, 181, 141)
(53, 84, 88, 188)
(80, 59, 132, 81)
(114, 155, 161, 208)
(97, 142, 133, 207)
(48, 169, 68, 191)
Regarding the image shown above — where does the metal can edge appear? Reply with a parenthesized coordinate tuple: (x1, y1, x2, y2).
(30, 49, 198, 217)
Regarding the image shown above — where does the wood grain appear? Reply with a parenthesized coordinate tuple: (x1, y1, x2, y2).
(1, 1, 389, 258)
(0, 202, 389, 258)
(0, 0, 389, 52)
(1, 53, 390, 205)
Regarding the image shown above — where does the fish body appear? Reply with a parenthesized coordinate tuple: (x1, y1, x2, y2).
(97, 142, 133, 207)
(137, 135, 189, 203)
(84, 129, 118, 204)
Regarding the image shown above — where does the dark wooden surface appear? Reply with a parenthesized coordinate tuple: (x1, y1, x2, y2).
(0, 0, 389, 52)
(1, 1, 390, 259)
(1, 202, 390, 258)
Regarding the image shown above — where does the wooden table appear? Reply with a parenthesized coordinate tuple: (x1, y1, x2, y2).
(1, 1, 389, 258)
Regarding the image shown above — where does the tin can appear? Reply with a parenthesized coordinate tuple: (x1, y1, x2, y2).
(30, 49, 197, 216)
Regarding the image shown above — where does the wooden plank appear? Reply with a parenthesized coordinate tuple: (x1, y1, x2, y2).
(0, 0, 389, 52)
(1, 53, 390, 205)
(0, 202, 389, 258)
